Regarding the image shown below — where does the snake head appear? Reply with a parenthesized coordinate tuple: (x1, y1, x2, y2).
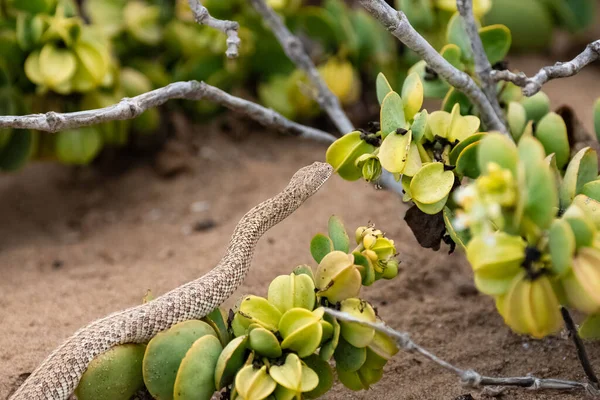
(286, 162, 333, 200)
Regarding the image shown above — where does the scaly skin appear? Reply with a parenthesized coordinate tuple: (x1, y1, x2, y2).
(11, 162, 333, 400)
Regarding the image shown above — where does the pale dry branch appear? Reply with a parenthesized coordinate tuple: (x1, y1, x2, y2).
(491, 40, 600, 96)
(358, 0, 507, 133)
(248, 0, 406, 195)
(248, 0, 354, 134)
(324, 308, 600, 397)
(187, 0, 241, 58)
(0, 81, 336, 143)
(456, 0, 505, 125)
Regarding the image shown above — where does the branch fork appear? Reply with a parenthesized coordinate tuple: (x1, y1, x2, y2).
(187, 0, 241, 58)
(491, 39, 600, 96)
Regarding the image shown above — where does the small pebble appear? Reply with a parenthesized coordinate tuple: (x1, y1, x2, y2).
(190, 201, 210, 213)
(193, 219, 216, 232)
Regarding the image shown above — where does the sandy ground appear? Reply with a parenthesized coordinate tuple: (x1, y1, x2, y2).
(2, 55, 600, 400)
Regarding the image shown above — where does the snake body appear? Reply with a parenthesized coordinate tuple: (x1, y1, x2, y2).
(10, 162, 332, 400)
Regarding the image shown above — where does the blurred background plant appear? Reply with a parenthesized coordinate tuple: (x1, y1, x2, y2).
(1, 0, 595, 172)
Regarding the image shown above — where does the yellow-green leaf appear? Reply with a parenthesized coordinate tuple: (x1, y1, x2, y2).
(378, 129, 412, 173)
(380, 91, 406, 134)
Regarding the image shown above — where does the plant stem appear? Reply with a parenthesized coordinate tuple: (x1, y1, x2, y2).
(491, 40, 600, 97)
(324, 308, 600, 396)
(455, 0, 505, 127)
(248, 0, 353, 134)
(0, 81, 336, 143)
(358, 0, 507, 134)
(561, 307, 600, 389)
(187, 0, 241, 58)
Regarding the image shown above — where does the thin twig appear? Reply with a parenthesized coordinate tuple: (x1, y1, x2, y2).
(324, 308, 600, 396)
(358, 0, 507, 134)
(248, 0, 404, 195)
(491, 40, 600, 96)
(248, 0, 354, 134)
(187, 0, 241, 58)
(455, 0, 505, 126)
(0, 81, 336, 143)
(561, 307, 600, 389)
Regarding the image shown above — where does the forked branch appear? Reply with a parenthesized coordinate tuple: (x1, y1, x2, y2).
(456, 0, 505, 125)
(358, 0, 507, 133)
(491, 40, 600, 96)
(248, 0, 353, 134)
(249, 0, 405, 195)
(324, 308, 600, 397)
(0, 81, 336, 143)
(187, 0, 241, 58)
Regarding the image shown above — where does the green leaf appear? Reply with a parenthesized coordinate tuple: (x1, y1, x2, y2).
(397, 0, 435, 30)
(440, 44, 463, 70)
(446, 13, 473, 62)
(328, 215, 349, 253)
(411, 110, 428, 143)
(544, 0, 596, 33)
(483, 0, 552, 51)
(455, 141, 481, 179)
(408, 60, 450, 99)
(323, 0, 359, 56)
(449, 132, 486, 166)
(375, 72, 393, 105)
(380, 91, 406, 134)
(410, 162, 454, 205)
(326, 131, 374, 181)
(75, 344, 145, 400)
(477, 133, 519, 176)
(443, 207, 471, 251)
(548, 219, 575, 277)
(401, 72, 423, 119)
(10, 0, 54, 13)
(378, 129, 412, 174)
(297, 7, 339, 50)
(581, 180, 600, 202)
(521, 92, 550, 123)
(303, 354, 334, 399)
(478, 24, 511, 64)
(39, 44, 77, 92)
(353, 251, 375, 286)
(55, 127, 103, 165)
(507, 101, 527, 141)
(579, 314, 600, 340)
(16, 14, 45, 52)
(560, 147, 598, 208)
(0, 129, 33, 171)
(310, 234, 334, 263)
(524, 159, 558, 230)
(442, 88, 472, 115)
(535, 112, 569, 169)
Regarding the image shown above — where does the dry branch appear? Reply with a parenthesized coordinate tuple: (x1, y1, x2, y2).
(0, 81, 336, 143)
(248, 0, 353, 134)
(456, 0, 505, 125)
(324, 308, 600, 397)
(358, 0, 507, 133)
(491, 40, 600, 96)
(248, 0, 405, 195)
(187, 0, 241, 58)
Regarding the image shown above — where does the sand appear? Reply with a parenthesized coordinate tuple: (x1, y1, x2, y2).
(2, 55, 600, 399)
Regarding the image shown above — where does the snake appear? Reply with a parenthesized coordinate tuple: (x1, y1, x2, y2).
(10, 161, 333, 400)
